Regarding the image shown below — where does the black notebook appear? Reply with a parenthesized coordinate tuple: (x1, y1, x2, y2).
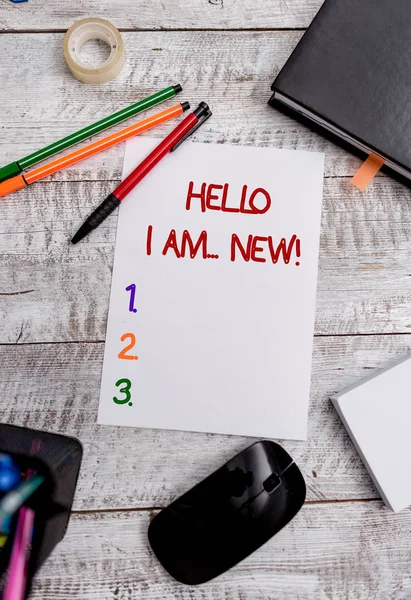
(269, 0, 411, 182)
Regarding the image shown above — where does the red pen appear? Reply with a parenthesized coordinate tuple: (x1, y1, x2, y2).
(71, 102, 212, 244)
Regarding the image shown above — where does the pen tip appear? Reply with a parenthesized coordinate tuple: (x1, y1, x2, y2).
(71, 221, 92, 244)
(173, 83, 183, 94)
(181, 101, 190, 112)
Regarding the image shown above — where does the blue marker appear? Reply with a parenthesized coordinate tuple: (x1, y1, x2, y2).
(0, 454, 21, 493)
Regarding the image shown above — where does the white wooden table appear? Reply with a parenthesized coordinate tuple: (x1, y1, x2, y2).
(1, 2, 411, 598)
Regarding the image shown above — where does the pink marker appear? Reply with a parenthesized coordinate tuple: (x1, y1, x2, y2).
(3, 506, 34, 600)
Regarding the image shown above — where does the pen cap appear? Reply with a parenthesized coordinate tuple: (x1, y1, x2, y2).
(0, 162, 22, 184)
(0, 174, 27, 198)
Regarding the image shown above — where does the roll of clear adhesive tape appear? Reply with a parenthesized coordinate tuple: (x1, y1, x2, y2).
(63, 18, 125, 84)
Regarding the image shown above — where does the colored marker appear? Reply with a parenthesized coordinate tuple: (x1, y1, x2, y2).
(0, 475, 44, 526)
(0, 84, 182, 184)
(71, 102, 212, 244)
(0, 454, 21, 493)
(0, 103, 190, 199)
(3, 506, 34, 600)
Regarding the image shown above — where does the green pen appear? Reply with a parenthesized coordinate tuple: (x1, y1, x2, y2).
(0, 83, 182, 184)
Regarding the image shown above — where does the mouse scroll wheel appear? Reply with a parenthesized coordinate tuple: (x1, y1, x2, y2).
(263, 472, 282, 494)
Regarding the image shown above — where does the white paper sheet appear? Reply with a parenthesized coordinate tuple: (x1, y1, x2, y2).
(333, 355, 411, 512)
(98, 137, 324, 440)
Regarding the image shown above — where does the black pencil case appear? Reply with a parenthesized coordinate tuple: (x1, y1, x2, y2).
(0, 424, 83, 598)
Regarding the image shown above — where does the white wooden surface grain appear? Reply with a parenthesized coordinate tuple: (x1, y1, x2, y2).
(0, 0, 321, 31)
(0, 1, 410, 598)
(28, 506, 411, 600)
(0, 31, 366, 179)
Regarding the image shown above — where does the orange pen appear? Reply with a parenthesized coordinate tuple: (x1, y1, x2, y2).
(0, 101, 190, 199)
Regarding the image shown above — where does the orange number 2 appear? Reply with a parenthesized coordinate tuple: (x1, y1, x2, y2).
(118, 333, 139, 360)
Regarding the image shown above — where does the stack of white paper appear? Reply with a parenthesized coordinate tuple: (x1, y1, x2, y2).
(333, 355, 411, 512)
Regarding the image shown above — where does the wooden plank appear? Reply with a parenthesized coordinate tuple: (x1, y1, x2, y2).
(2, 335, 411, 509)
(29, 504, 411, 600)
(1, 175, 411, 343)
(1, 0, 322, 32)
(0, 31, 366, 179)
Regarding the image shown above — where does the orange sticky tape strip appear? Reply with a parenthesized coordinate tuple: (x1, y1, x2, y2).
(351, 153, 385, 191)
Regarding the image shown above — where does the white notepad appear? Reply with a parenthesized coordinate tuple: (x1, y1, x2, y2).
(98, 137, 324, 440)
(332, 355, 411, 512)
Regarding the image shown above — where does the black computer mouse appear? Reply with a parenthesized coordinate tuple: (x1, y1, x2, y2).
(148, 440, 306, 585)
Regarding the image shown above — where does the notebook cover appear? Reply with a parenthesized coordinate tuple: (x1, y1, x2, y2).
(332, 355, 411, 512)
(270, 0, 411, 174)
